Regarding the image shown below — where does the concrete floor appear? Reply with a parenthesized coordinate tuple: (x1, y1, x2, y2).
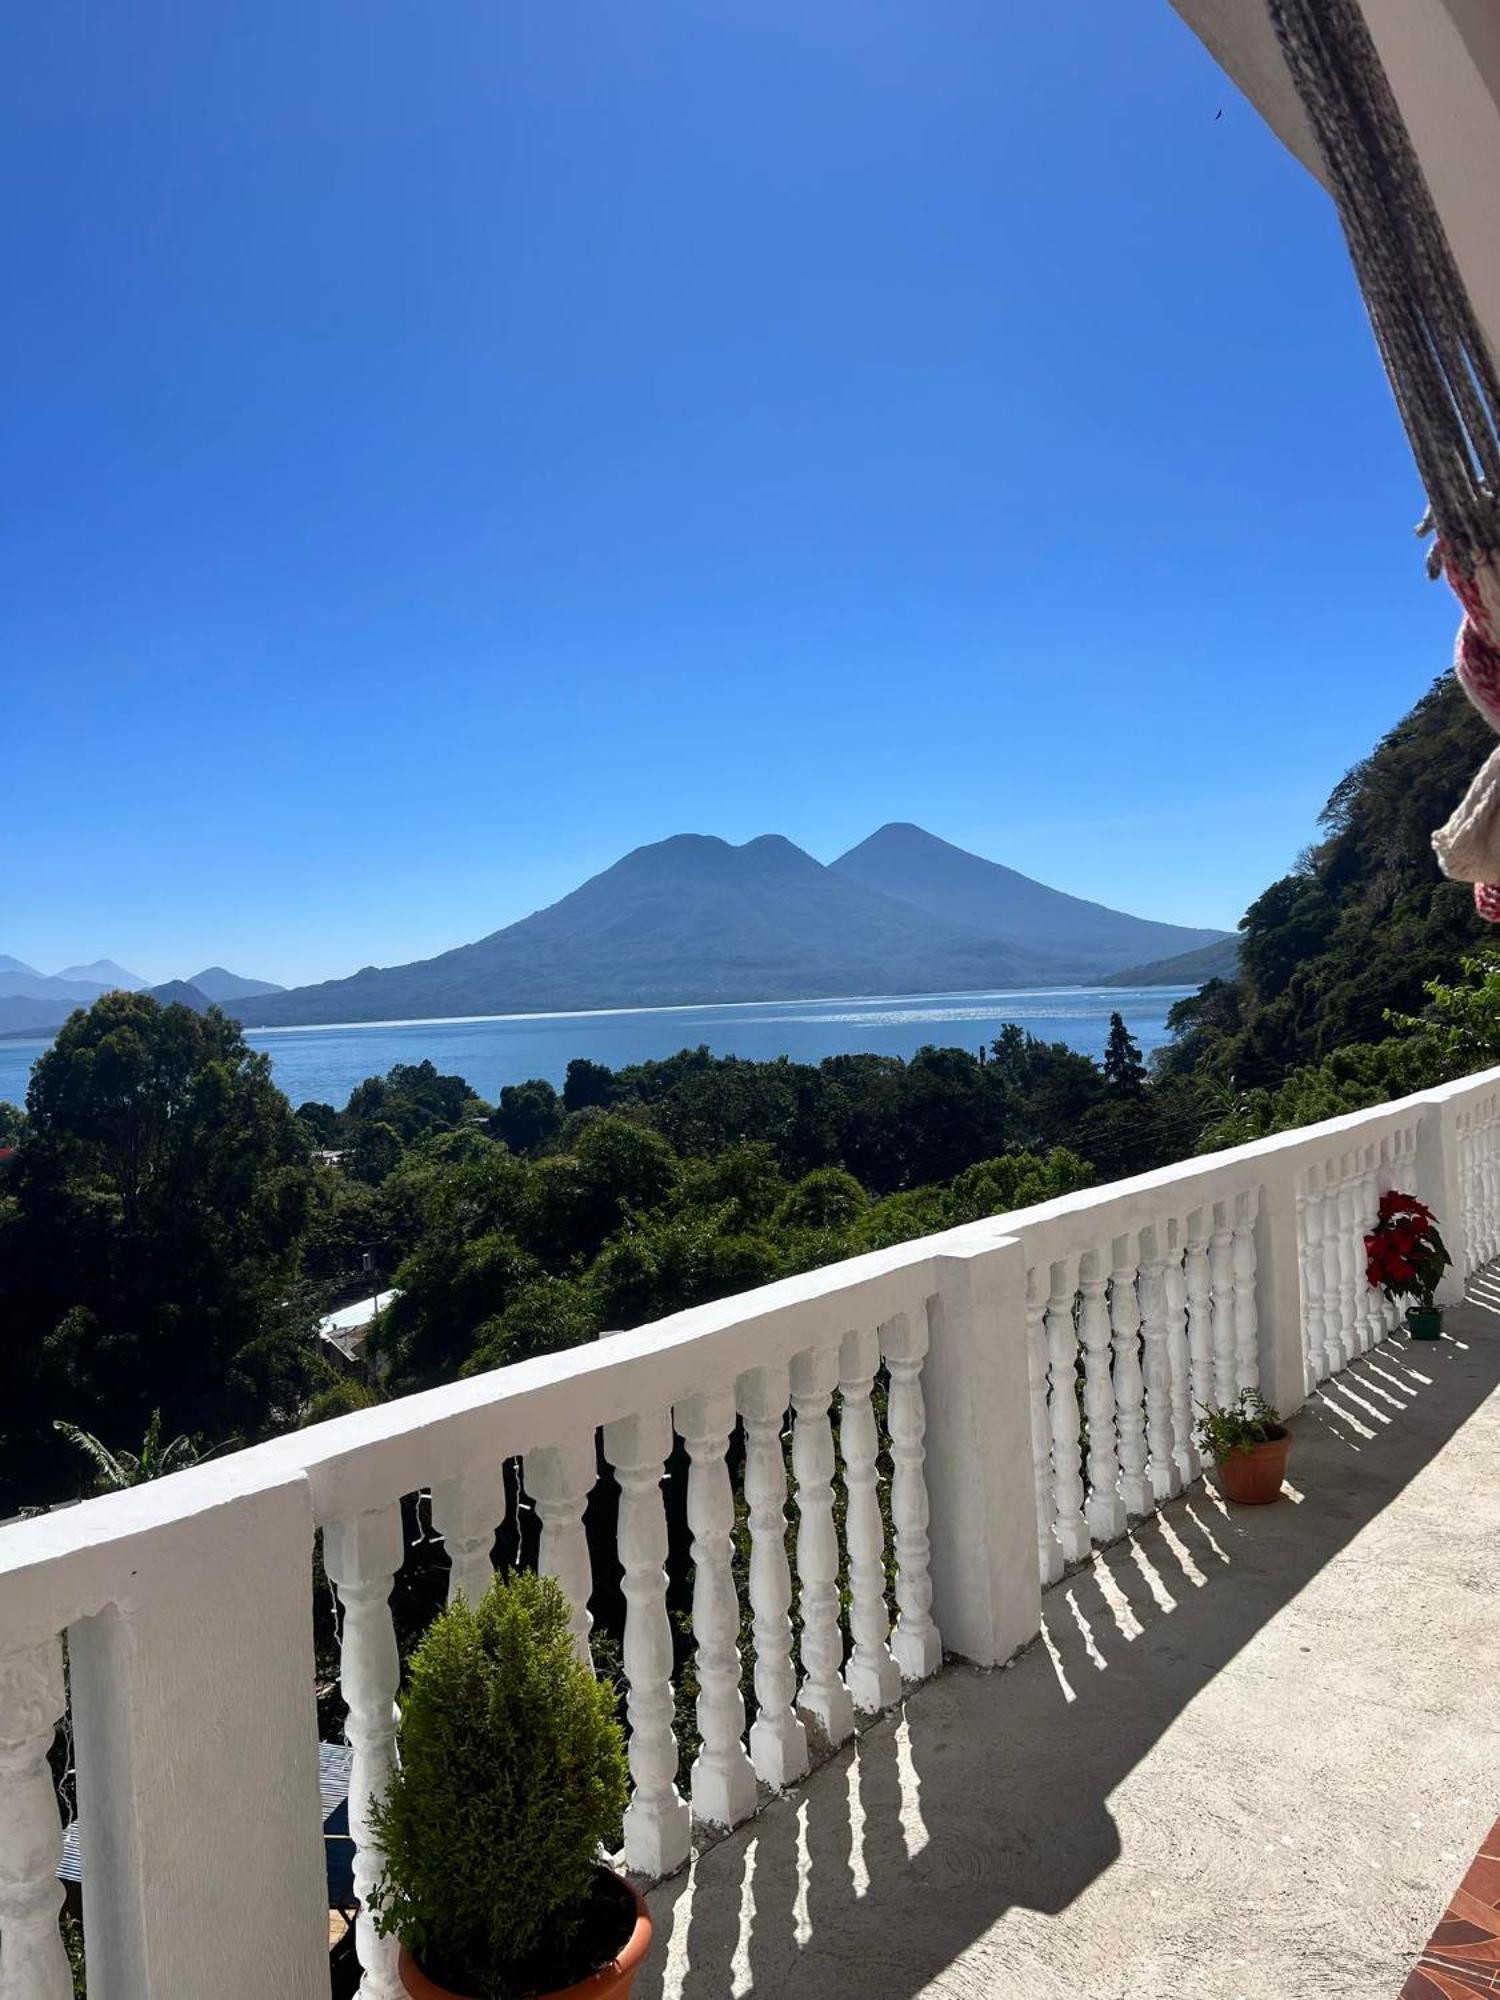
(641, 1291, 1500, 2000)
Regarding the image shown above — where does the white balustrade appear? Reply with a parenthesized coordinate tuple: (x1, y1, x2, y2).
(0, 1640, 70, 2000)
(1185, 1208, 1214, 1428)
(1209, 1203, 1237, 1407)
(1312, 1176, 1336, 1384)
(736, 1363, 808, 1789)
(788, 1346, 856, 1744)
(883, 1310, 943, 1679)
(525, 1437, 596, 1661)
(1079, 1248, 1125, 1542)
(675, 1391, 757, 1830)
(1320, 1164, 1348, 1373)
(1026, 1268, 1064, 1584)
(1336, 1168, 1360, 1361)
(324, 1505, 405, 2000)
(430, 1460, 505, 1606)
(1164, 1219, 1197, 1487)
(839, 1327, 903, 1710)
(1138, 1223, 1179, 1503)
(3, 1065, 1498, 1984)
(603, 1410, 692, 1877)
(1044, 1254, 1090, 1564)
(1232, 1190, 1260, 1392)
(1110, 1236, 1153, 1517)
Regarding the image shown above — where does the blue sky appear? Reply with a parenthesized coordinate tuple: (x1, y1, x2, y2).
(0, 2, 1458, 987)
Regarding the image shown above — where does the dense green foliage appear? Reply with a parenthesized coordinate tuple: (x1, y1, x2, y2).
(369, 1573, 628, 1999)
(0, 994, 319, 1513)
(1164, 675, 1492, 1090)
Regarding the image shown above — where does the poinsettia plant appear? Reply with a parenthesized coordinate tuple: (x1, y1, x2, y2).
(1365, 1190, 1451, 1310)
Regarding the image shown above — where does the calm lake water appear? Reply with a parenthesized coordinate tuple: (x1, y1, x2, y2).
(0, 986, 1194, 1112)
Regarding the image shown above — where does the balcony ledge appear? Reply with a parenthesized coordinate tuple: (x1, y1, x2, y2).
(640, 1288, 1500, 2000)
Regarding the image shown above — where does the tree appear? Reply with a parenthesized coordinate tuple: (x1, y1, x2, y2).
(491, 1078, 563, 1155)
(1102, 1012, 1146, 1096)
(0, 992, 319, 1511)
(53, 1409, 214, 1491)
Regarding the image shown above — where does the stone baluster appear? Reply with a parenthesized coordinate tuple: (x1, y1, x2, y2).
(1164, 1220, 1197, 1487)
(1184, 1209, 1214, 1433)
(1025, 1267, 1063, 1585)
(1109, 1234, 1153, 1517)
(1300, 1179, 1329, 1386)
(882, 1311, 944, 1679)
(1232, 1189, 1260, 1392)
(325, 1505, 405, 2000)
(1044, 1254, 1090, 1563)
(1358, 1159, 1384, 1351)
(1483, 1119, 1499, 1262)
(602, 1411, 691, 1878)
(1138, 1224, 1179, 1503)
(429, 1461, 505, 1607)
(1209, 1202, 1237, 1407)
(526, 1438, 597, 1662)
(838, 1327, 903, 1709)
(0, 1638, 71, 2000)
(1319, 1164, 1347, 1373)
(736, 1363, 808, 1789)
(1344, 1168, 1368, 1360)
(1079, 1248, 1126, 1542)
(675, 1391, 757, 1830)
(788, 1347, 855, 1744)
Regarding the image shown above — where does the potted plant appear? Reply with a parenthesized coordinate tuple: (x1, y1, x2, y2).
(370, 1570, 642, 2000)
(1196, 1390, 1290, 1505)
(1365, 1189, 1452, 1340)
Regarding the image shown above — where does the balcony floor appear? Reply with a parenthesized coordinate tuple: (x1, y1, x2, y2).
(642, 1287, 1500, 2000)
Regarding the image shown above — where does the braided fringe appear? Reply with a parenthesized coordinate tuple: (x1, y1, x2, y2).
(1268, 0, 1500, 920)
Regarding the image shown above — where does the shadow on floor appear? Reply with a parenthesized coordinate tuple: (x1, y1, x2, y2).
(639, 1305, 1500, 2000)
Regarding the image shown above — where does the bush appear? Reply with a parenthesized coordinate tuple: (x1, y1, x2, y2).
(370, 1571, 628, 1998)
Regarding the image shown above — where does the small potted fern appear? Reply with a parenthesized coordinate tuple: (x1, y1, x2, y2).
(370, 1570, 644, 2000)
(1197, 1390, 1289, 1505)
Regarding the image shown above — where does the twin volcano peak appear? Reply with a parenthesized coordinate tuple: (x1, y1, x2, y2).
(230, 823, 1229, 1031)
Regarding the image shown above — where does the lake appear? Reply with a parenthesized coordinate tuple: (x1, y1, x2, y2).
(0, 985, 1195, 1110)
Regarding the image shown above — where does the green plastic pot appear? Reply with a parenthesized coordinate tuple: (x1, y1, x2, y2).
(1405, 1304, 1443, 1341)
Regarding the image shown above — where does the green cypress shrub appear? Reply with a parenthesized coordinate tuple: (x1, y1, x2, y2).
(369, 1570, 629, 1998)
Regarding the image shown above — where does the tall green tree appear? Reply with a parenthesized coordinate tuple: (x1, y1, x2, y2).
(0, 993, 318, 1511)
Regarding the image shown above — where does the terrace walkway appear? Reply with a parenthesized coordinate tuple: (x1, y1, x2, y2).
(642, 1284, 1500, 2000)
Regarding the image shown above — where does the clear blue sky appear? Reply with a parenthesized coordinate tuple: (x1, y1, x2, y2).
(1, 2, 1459, 987)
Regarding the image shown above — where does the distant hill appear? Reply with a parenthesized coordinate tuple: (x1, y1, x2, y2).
(0, 994, 84, 1038)
(53, 959, 147, 991)
(147, 981, 213, 1013)
(1105, 937, 1241, 988)
(831, 824, 1231, 975)
(0, 961, 112, 1006)
(187, 966, 285, 1003)
(237, 832, 1071, 1028)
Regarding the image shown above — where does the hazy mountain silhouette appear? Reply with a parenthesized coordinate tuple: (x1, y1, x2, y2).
(236, 827, 1227, 1029)
(186, 966, 285, 1002)
(236, 832, 1078, 1027)
(831, 823, 1228, 974)
(1103, 937, 1241, 988)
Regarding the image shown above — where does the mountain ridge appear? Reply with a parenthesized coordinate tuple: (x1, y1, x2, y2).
(235, 824, 1228, 1030)
(831, 823, 1228, 971)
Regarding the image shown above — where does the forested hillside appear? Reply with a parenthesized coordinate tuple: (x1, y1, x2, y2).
(1164, 674, 1493, 1090)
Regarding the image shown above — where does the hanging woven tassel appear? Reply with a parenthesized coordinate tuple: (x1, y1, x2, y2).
(1267, 0, 1500, 916)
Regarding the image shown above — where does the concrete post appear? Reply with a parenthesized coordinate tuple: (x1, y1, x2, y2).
(922, 1237, 1040, 1669)
(69, 1474, 328, 2000)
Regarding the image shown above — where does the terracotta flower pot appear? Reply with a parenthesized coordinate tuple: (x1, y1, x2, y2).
(1214, 1431, 1289, 1505)
(1405, 1304, 1443, 1341)
(397, 1874, 652, 2000)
